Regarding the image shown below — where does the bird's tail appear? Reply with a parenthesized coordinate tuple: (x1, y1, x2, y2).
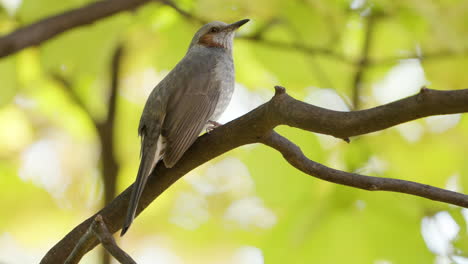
(121, 136, 162, 236)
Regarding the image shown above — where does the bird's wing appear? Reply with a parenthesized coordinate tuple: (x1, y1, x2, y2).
(162, 72, 220, 168)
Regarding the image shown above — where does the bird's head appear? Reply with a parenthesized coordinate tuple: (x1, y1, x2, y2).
(189, 19, 249, 51)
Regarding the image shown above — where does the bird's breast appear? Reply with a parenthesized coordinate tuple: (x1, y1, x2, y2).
(210, 54, 235, 121)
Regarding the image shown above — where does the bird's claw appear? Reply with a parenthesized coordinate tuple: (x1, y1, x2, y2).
(206, 120, 222, 133)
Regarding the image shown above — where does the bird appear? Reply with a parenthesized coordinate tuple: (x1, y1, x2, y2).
(121, 19, 250, 236)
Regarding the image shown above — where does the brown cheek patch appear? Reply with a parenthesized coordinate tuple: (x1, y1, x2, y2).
(198, 33, 225, 48)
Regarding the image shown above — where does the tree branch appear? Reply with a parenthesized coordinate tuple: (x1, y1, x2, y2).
(52, 74, 92, 117)
(368, 48, 468, 66)
(64, 215, 136, 264)
(41, 86, 468, 263)
(0, 0, 152, 58)
(238, 36, 355, 64)
(270, 86, 468, 140)
(261, 131, 468, 207)
(159, 0, 206, 24)
(244, 18, 282, 40)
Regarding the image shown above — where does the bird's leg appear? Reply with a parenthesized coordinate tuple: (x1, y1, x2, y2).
(206, 120, 222, 133)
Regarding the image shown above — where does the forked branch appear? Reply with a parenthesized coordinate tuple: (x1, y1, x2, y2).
(41, 85, 468, 263)
(65, 215, 136, 264)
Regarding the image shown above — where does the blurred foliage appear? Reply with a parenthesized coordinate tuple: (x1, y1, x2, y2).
(0, 0, 468, 263)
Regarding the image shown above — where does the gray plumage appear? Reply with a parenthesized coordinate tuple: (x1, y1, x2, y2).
(121, 19, 249, 236)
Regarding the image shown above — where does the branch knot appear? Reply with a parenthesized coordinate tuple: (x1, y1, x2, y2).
(274, 85, 286, 96)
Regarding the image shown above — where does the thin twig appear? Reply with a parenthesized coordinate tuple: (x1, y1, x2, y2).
(52, 73, 92, 117)
(261, 131, 468, 207)
(65, 215, 136, 264)
(64, 218, 97, 264)
(159, 0, 206, 24)
(95, 216, 136, 264)
(367, 48, 468, 66)
(246, 18, 282, 40)
(282, 19, 335, 88)
(239, 36, 355, 64)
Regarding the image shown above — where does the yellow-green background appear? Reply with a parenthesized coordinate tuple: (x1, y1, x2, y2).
(1, 0, 468, 263)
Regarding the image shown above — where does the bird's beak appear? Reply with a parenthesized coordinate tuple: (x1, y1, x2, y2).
(224, 19, 250, 31)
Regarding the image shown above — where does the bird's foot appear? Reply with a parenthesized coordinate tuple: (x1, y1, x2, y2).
(206, 120, 222, 133)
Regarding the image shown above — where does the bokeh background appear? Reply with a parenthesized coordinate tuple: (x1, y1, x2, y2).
(1, 0, 468, 263)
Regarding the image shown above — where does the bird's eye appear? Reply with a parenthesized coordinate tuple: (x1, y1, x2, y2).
(210, 27, 220, 33)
